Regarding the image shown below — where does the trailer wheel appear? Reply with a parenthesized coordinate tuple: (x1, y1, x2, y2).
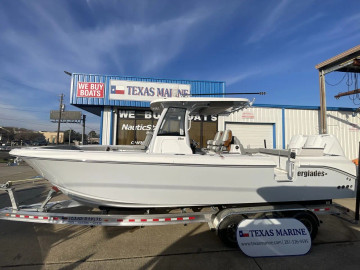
(292, 211, 319, 240)
(218, 214, 246, 248)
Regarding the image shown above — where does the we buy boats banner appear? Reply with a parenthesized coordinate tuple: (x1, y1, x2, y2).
(76, 82, 104, 98)
(75, 80, 191, 101)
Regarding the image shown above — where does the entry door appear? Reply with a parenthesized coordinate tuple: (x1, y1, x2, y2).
(225, 123, 274, 149)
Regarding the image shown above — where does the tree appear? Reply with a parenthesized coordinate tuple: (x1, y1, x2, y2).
(87, 130, 99, 144)
(14, 130, 45, 144)
(88, 130, 99, 138)
(0, 127, 15, 143)
(64, 130, 85, 143)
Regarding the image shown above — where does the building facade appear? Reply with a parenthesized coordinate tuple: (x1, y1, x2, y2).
(40, 131, 64, 144)
(70, 73, 225, 148)
(69, 73, 359, 160)
(220, 105, 359, 159)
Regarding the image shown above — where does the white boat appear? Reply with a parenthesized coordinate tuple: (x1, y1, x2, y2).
(10, 98, 357, 209)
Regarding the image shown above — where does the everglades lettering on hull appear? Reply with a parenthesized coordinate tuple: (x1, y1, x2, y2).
(297, 170, 326, 177)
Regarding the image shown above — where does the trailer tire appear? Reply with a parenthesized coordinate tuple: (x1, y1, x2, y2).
(218, 214, 246, 248)
(292, 211, 319, 240)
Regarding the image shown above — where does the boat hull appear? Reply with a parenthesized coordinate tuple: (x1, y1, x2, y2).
(18, 149, 357, 208)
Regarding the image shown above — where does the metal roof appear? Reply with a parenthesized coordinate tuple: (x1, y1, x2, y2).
(315, 44, 360, 74)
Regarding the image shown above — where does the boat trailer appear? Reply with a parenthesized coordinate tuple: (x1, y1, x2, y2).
(0, 180, 357, 247)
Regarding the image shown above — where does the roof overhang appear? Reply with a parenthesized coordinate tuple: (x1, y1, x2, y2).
(316, 44, 360, 74)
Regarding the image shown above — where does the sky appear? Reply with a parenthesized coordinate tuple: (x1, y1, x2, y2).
(1, 0, 360, 133)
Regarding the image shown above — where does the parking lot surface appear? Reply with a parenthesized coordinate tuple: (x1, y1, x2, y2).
(1, 164, 360, 270)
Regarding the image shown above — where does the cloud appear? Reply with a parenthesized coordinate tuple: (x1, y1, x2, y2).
(225, 70, 261, 86)
(0, 1, 218, 130)
(0, 103, 56, 131)
(246, 0, 290, 44)
(0, 1, 217, 94)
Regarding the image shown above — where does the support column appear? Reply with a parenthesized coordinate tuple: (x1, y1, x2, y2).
(319, 70, 327, 134)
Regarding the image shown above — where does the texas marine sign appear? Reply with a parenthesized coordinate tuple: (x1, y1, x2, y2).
(76, 80, 191, 102)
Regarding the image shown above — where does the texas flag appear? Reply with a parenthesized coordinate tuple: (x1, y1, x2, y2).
(238, 230, 250, 237)
(111, 85, 125, 95)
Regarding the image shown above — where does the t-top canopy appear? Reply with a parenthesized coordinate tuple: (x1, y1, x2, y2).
(150, 97, 252, 115)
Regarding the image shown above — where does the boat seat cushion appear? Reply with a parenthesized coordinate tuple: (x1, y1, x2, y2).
(222, 130, 232, 151)
(206, 131, 223, 151)
(206, 130, 233, 152)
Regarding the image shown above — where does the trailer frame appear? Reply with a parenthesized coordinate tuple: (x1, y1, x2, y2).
(0, 180, 356, 247)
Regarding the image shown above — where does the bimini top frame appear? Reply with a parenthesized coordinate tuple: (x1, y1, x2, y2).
(150, 97, 252, 116)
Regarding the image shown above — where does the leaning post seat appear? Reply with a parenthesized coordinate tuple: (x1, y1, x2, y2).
(205, 130, 233, 153)
(206, 131, 223, 151)
(221, 130, 232, 151)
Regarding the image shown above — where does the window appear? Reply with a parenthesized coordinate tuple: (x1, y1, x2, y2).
(189, 120, 217, 148)
(116, 109, 217, 147)
(158, 108, 186, 136)
(116, 110, 158, 145)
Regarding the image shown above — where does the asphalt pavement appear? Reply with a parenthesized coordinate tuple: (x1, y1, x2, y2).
(0, 163, 360, 270)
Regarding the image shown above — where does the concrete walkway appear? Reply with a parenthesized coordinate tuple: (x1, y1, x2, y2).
(0, 165, 359, 269)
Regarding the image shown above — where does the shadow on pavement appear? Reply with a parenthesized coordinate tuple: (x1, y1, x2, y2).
(1, 182, 360, 269)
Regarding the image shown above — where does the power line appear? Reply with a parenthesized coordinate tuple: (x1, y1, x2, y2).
(325, 73, 347, 86)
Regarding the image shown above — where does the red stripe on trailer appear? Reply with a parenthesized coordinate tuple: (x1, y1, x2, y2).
(16, 214, 20, 218)
(34, 216, 39, 219)
(129, 219, 135, 222)
(43, 217, 48, 220)
(153, 218, 159, 222)
(165, 218, 171, 221)
(117, 219, 123, 222)
(24, 216, 29, 218)
(53, 217, 59, 220)
(141, 219, 147, 222)
(189, 217, 195, 220)
(177, 217, 183, 221)
(313, 208, 330, 212)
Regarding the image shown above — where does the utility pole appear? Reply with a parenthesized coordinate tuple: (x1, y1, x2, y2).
(56, 94, 64, 145)
(82, 114, 86, 145)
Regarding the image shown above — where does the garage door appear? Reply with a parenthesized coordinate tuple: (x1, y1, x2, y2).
(225, 123, 274, 149)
